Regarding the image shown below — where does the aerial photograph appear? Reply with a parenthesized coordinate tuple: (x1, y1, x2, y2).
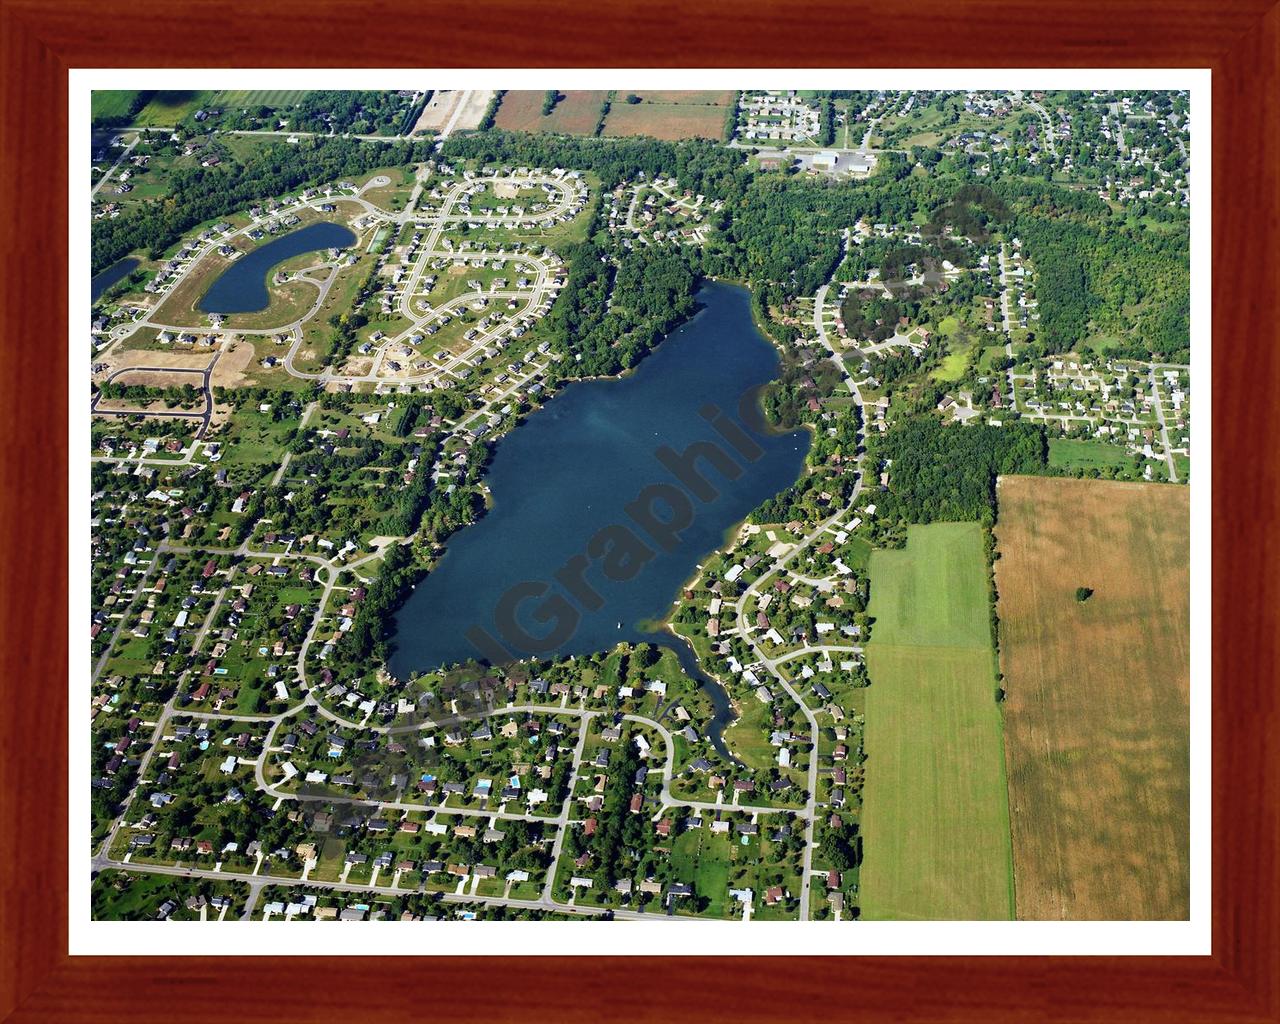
(87, 86, 1191, 924)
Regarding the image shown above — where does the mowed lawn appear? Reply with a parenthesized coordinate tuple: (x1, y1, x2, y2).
(861, 522, 1015, 920)
(211, 90, 312, 108)
(994, 475, 1190, 920)
(1047, 438, 1135, 472)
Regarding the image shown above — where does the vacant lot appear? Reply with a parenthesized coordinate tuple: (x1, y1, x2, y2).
(603, 101, 728, 141)
(493, 91, 609, 135)
(1048, 438, 1135, 472)
(994, 475, 1190, 920)
(861, 522, 1014, 921)
(414, 89, 493, 133)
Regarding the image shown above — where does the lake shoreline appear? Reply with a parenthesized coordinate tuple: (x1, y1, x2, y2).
(387, 281, 811, 752)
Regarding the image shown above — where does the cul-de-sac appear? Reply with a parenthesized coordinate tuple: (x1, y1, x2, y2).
(89, 88, 1191, 923)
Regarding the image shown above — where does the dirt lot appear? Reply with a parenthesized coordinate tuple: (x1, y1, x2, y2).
(99, 336, 257, 390)
(414, 89, 493, 134)
(211, 336, 256, 388)
(494, 91, 609, 135)
(414, 90, 459, 132)
(108, 368, 206, 389)
(994, 475, 1190, 920)
(95, 397, 206, 415)
(96, 347, 214, 383)
(452, 90, 493, 131)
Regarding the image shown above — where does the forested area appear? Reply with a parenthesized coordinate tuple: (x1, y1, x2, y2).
(340, 542, 416, 664)
(924, 183, 1009, 242)
(840, 293, 907, 343)
(996, 178, 1190, 361)
(443, 131, 747, 196)
(759, 343, 848, 428)
(1015, 214, 1189, 362)
(92, 136, 433, 272)
(869, 417, 1047, 525)
(296, 132, 1187, 375)
(444, 131, 944, 306)
(544, 232, 700, 377)
(569, 728, 643, 887)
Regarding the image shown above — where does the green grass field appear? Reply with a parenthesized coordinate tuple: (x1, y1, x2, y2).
(722, 698, 777, 770)
(932, 347, 971, 382)
(860, 522, 1014, 920)
(977, 345, 1009, 373)
(211, 90, 312, 108)
(92, 91, 139, 121)
(1048, 438, 1135, 471)
(133, 91, 214, 127)
(864, 523, 992, 649)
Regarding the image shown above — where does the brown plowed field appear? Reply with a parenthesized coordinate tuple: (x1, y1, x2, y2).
(994, 475, 1190, 920)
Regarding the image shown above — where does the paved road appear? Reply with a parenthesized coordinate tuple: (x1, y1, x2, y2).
(99, 657, 803, 920)
(998, 244, 1018, 406)
(97, 168, 579, 402)
(189, 584, 228, 655)
(1148, 366, 1180, 482)
(268, 172, 575, 389)
(703, 247, 874, 920)
(540, 715, 594, 903)
(91, 135, 138, 198)
(1022, 95, 1059, 158)
(93, 356, 218, 438)
(271, 401, 316, 486)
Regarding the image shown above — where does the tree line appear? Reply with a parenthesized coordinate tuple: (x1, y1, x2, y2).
(869, 416, 1048, 526)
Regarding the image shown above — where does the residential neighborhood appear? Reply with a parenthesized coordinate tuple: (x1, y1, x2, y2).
(89, 88, 1192, 926)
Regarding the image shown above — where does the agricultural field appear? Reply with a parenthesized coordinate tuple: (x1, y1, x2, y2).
(211, 89, 312, 108)
(860, 522, 1014, 920)
(91, 91, 140, 122)
(493, 90, 610, 135)
(602, 92, 735, 141)
(993, 475, 1190, 920)
(132, 91, 214, 126)
(629, 91, 736, 106)
(603, 102, 728, 141)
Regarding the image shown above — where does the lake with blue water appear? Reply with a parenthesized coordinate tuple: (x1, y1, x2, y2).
(198, 221, 356, 314)
(388, 281, 810, 753)
(91, 257, 139, 302)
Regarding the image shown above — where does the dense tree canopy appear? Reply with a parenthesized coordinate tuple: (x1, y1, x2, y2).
(870, 417, 1048, 525)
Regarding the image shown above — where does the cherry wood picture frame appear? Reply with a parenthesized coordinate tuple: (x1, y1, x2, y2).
(2, 1, 1276, 1020)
